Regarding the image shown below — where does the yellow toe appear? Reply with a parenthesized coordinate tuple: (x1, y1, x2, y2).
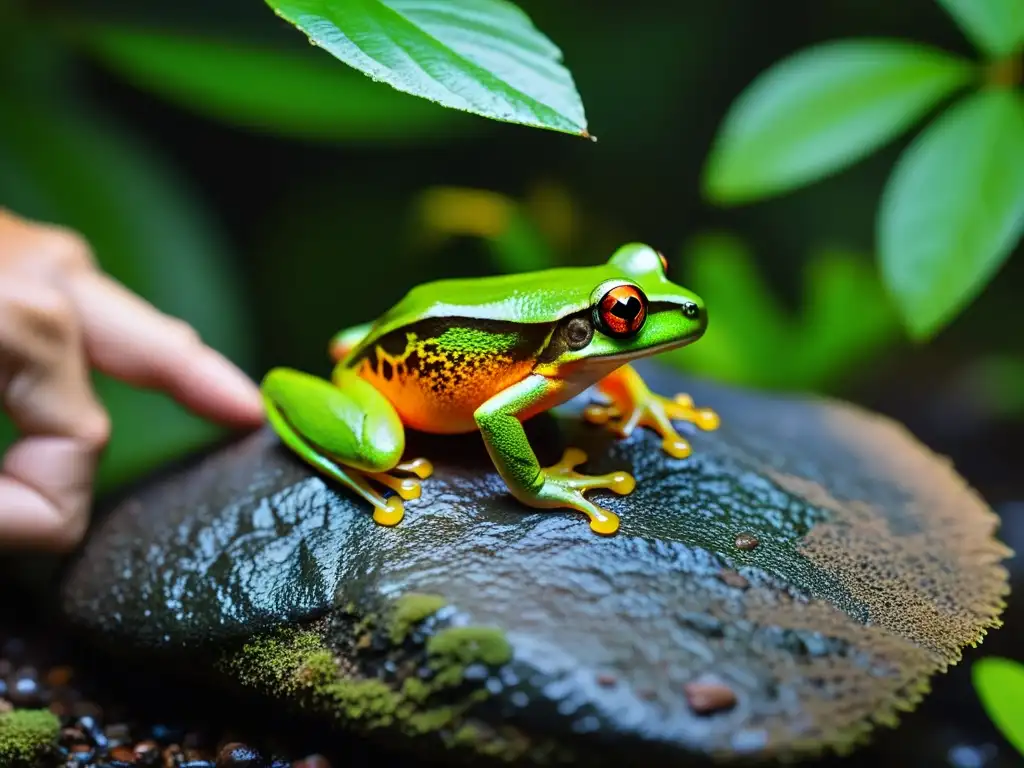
(373, 497, 405, 526)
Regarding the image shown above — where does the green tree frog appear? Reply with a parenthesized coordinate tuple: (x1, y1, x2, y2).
(261, 244, 718, 535)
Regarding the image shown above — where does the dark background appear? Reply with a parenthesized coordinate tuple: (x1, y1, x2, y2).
(1, 0, 1022, 764)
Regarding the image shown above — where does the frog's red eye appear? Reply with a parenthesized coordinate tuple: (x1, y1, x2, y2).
(595, 284, 647, 339)
(657, 251, 669, 274)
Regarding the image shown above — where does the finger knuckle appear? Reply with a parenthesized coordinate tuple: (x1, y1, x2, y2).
(79, 409, 112, 449)
(4, 286, 78, 344)
(167, 318, 202, 349)
(38, 226, 95, 271)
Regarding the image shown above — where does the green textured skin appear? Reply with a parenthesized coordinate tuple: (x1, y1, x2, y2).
(475, 374, 559, 495)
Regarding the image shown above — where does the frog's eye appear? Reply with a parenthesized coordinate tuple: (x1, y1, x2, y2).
(595, 284, 647, 339)
(657, 250, 669, 275)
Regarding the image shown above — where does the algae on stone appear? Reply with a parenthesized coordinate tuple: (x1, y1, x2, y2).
(388, 593, 447, 644)
(221, 617, 526, 759)
(0, 709, 59, 767)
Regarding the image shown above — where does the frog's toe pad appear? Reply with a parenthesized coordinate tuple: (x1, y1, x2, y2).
(545, 448, 635, 496)
(662, 436, 692, 459)
(666, 395, 720, 432)
(396, 457, 434, 479)
(372, 496, 405, 526)
(583, 404, 619, 426)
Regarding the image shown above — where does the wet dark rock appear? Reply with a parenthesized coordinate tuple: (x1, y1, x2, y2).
(59, 365, 1011, 764)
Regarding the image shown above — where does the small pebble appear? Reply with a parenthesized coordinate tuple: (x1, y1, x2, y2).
(45, 665, 74, 687)
(292, 756, 331, 768)
(734, 532, 759, 551)
(163, 743, 184, 766)
(683, 678, 738, 714)
(78, 714, 108, 748)
(134, 739, 162, 766)
(217, 742, 266, 767)
(718, 569, 749, 589)
(106, 722, 134, 746)
(110, 744, 137, 762)
(60, 726, 88, 746)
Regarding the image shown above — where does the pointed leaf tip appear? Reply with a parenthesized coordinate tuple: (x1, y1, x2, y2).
(265, 0, 589, 136)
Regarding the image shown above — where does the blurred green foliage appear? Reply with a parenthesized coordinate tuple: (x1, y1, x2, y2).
(703, 0, 1024, 340)
(0, 0, 1022, 488)
(973, 657, 1024, 757)
(68, 22, 475, 143)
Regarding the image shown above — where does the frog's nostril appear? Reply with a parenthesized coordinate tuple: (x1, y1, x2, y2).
(682, 301, 700, 319)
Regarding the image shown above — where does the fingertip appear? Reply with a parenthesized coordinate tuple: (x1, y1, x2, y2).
(187, 349, 267, 428)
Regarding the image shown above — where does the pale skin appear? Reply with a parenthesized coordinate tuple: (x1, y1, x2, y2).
(0, 209, 265, 552)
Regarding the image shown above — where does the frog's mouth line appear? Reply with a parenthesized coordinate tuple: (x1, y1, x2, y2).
(594, 334, 702, 364)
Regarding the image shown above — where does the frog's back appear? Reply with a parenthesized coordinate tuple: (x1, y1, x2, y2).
(341, 263, 619, 433)
(353, 263, 619, 354)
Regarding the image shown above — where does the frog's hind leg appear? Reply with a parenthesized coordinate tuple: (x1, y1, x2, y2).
(262, 392, 407, 525)
(261, 367, 420, 526)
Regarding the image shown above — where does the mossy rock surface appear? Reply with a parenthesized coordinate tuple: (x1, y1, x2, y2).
(59, 364, 1011, 764)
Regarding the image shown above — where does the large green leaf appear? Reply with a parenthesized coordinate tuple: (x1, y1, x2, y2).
(0, 92, 254, 491)
(67, 23, 469, 143)
(937, 0, 1024, 58)
(704, 39, 975, 204)
(973, 657, 1024, 756)
(878, 89, 1024, 339)
(265, 0, 589, 137)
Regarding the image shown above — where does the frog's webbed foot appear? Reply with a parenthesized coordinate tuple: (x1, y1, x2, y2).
(585, 367, 719, 459)
(533, 448, 634, 535)
(584, 393, 719, 458)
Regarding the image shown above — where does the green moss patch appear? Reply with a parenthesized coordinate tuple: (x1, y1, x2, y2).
(388, 593, 447, 644)
(0, 709, 60, 766)
(220, 616, 535, 760)
(427, 626, 512, 687)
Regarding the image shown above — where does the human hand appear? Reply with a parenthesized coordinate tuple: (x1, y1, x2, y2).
(0, 208, 265, 552)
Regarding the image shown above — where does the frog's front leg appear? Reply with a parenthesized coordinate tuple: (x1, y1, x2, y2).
(583, 364, 719, 459)
(474, 375, 635, 535)
(261, 368, 433, 526)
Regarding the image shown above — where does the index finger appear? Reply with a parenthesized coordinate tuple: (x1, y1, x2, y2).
(66, 269, 265, 428)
